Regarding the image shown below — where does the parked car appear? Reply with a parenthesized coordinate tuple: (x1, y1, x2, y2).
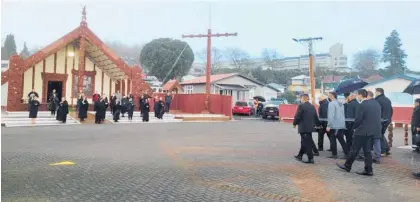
(232, 101, 254, 116)
(262, 101, 280, 119)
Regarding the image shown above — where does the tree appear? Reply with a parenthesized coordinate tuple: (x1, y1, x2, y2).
(2, 34, 17, 60)
(279, 91, 297, 104)
(261, 48, 283, 69)
(225, 47, 251, 69)
(352, 49, 380, 77)
(195, 47, 224, 73)
(19, 42, 30, 59)
(140, 38, 194, 82)
(382, 30, 407, 74)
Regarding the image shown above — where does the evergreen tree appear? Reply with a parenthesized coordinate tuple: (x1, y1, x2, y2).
(382, 30, 407, 74)
(19, 42, 30, 59)
(3, 34, 17, 59)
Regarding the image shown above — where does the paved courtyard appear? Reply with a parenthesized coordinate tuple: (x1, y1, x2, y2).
(2, 121, 420, 202)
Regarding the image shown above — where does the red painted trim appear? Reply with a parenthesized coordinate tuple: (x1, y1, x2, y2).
(101, 71, 104, 95)
(41, 73, 68, 103)
(53, 52, 57, 73)
(109, 78, 111, 97)
(42, 59, 46, 73)
(31, 65, 35, 89)
(64, 45, 68, 74)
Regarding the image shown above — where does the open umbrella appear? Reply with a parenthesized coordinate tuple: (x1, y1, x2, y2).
(403, 79, 420, 95)
(334, 78, 369, 95)
(253, 96, 266, 102)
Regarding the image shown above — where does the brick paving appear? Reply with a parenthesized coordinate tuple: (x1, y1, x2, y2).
(2, 120, 420, 202)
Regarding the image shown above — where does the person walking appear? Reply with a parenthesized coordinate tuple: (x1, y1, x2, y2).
(317, 94, 330, 151)
(165, 92, 173, 113)
(375, 88, 393, 156)
(327, 92, 348, 159)
(411, 98, 420, 149)
(293, 94, 320, 164)
(344, 93, 359, 151)
(337, 89, 381, 176)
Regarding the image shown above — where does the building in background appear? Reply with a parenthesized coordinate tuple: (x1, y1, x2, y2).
(288, 75, 310, 94)
(322, 75, 342, 92)
(267, 83, 286, 94)
(1, 60, 9, 72)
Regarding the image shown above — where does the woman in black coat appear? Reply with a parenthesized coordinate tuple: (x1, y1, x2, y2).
(78, 96, 89, 122)
(29, 97, 40, 119)
(56, 97, 69, 123)
(142, 99, 150, 122)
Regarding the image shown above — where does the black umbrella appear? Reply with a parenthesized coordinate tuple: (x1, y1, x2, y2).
(334, 78, 369, 95)
(403, 79, 420, 95)
(253, 96, 266, 102)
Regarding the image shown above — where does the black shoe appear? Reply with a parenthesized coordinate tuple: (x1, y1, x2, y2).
(373, 159, 380, 164)
(313, 153, 320, 156)
(356, 170, 373, 176)
(303, 159, 315, 164)
(294, 156, 302, 161)
(336, 163, 351, 172)
(412, 172, 420, 179)
(328, 155, 338, 159)
(386, 151, 391, 156)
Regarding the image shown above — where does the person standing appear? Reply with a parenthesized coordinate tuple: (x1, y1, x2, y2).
(327, 92, 348, 159)
(142, 98, 150, 122)
(153, 95, 159, 118)
(115, 90, 122, 103)
(139, 94, 145, 117)
(337, 89, 381, 176)
(121, 96, 128, 117)
(375, 88, 393, 156)
(78, 96, 89, 122)
(293, 94, 320, 164)
(411, 98, 420, 149)
(156, 97, 165, 119)
(94, 97, 105, 124)
(127, 98, 135, 121)
(48, 93, 59, 116)
(27, 88, 39, 111)
(101, 96, 109, 122)
(317, 94, 330, 151)
(165, 92, 173, 113)
(56, 97, 69, 123)
(29, 96, 40, 124)
(344, 93, 359, 151)
(113, 101, 121, 122)
(110, 93, 116, 115)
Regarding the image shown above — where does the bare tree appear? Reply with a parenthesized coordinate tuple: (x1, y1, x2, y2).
(352, 49, 380, 76)
(195, 47, 224, 72)
(225, 47, 251, 69)
(261, 48, 283, 69)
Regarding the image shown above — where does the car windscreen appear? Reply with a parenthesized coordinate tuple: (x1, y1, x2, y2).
(235, 102, 248, 106)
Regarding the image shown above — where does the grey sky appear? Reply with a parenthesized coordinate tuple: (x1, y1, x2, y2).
(2, 0, 420, 70)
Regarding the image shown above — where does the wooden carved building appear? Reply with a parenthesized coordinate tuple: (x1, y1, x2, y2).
(1, 7, 150, 111)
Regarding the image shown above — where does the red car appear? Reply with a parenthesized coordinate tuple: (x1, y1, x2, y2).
(232, 101, 253, 116)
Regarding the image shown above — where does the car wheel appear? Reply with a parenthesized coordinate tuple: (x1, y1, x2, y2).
(262, 115, 267, 119)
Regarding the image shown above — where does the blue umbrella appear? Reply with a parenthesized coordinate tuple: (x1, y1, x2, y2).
(334, 78, 369, 95)
(403, 79, 420, 95)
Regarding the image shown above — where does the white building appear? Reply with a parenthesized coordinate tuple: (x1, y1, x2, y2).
(1, 60, 9, 72)
(180, 73, 278, 104)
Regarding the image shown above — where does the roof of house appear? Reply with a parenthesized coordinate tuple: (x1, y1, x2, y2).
(363, 75, 384, 83)
(180, 73, 265, 86)
(2, 8, 146, 86)
(264, 85, 280, 92)
(322, 75, 342, 83)
(291, 75, 310, 80)
(365, 74, 418, 87)
(162, 79, 183, 92)
(267, 83, 285, 90)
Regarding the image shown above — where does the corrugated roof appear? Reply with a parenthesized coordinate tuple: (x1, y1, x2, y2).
(322, 75, 342, 83)
(180, 73, 238, 85)
(365, 74, 417, 87)
(162, 79, 183, 91)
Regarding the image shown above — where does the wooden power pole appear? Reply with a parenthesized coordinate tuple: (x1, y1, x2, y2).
(182, 29, 237, 112)
(292, 37, 323, 104)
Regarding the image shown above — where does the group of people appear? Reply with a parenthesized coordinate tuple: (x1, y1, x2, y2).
(293, 88, 420, 177)
(27, 88, 69, 123)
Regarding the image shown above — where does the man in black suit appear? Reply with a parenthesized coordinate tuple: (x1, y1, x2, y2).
(317, 95, 330, 151)
(344, 93, 359, 151)
(375, 88, 393, 156)
(337, 89, 382, 176)
(293, 94, 320, 164)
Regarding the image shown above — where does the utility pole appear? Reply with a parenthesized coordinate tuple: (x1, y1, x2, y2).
(182, 5, 237, 113)
(292, 37, 323, 104)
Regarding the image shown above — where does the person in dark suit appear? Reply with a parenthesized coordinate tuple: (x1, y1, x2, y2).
(375, 88, 393, 156)
(317, 94, 330, 151)
(337, 89, 381, 176)
(293, 94, 320, 164)
(344, 93, 359, 151)
(411, 98, 420, 149)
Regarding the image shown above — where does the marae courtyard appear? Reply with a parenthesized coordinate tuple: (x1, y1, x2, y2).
(2, 121, 419, 202)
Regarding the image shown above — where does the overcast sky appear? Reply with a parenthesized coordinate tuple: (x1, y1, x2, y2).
(1, 0, 420, 70)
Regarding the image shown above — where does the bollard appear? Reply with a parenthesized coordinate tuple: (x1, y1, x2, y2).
(388, 123, 393, 147)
